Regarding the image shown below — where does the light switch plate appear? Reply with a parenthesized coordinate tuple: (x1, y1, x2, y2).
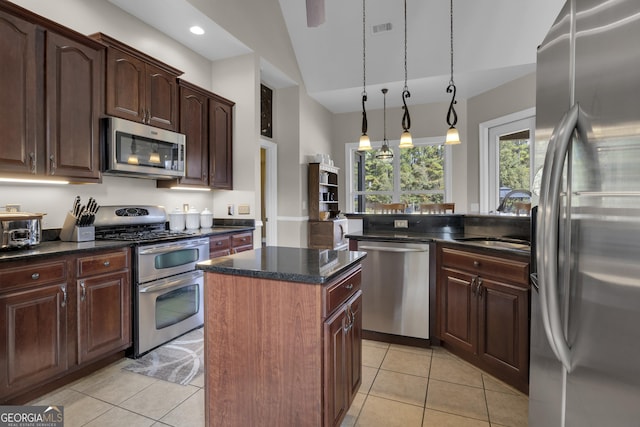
(394, 219, 408, 228)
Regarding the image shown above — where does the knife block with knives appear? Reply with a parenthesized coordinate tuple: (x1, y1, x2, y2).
(59, 196, 98, 242)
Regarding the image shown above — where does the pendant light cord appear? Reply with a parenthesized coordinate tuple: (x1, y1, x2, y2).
(401, 0, 411, 132)
(446, 0, 458, 127)
(361, 0, 368, 134)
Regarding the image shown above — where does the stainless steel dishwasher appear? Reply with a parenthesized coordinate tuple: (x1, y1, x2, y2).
(357, 240, 429, 339)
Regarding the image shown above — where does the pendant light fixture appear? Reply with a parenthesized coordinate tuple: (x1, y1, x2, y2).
(376, 88, 393, 160)
(358, 0, 371, 151)
(445, 0, 461, 145)
(399, 0, 413, 149)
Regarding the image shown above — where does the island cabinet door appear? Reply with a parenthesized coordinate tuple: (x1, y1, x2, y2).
(323, 289, 363, 427)
(346, 291, 363, 404)
(323, 303, 349, 427)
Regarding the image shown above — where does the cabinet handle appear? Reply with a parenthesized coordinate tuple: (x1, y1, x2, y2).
(470, 277, 477, 295)
(477, 279, 484, 299)
(80, 281, 86, 302)
(344, 283, 353, 290)
(103, 261, 110, 267)
(31, 272, 40, 280)
(49, 154, 56, 174)
(61, 285, 67, 308)
(216, 241, 223, 246)
(29, 152, 36, 173)
(473, 260, 481, 267)
(343, 307, 354, 333)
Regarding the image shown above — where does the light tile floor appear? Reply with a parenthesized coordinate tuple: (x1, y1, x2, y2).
(29, 340, 528, 426)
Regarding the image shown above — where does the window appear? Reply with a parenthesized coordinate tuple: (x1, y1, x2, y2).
(345, 138, 452, 213)
(479, 109, 535, 213)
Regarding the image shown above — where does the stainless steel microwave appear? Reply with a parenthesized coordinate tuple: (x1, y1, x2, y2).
(102, 117, 186, 179)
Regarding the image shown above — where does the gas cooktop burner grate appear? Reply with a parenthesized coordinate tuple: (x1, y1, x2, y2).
(94, 224, 195, 242)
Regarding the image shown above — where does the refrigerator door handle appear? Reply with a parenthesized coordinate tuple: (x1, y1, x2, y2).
(538, 103, 589, 373)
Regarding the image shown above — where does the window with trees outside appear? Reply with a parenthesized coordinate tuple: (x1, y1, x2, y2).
(480, 110, 535, 213)
(345, 138, 452, 213)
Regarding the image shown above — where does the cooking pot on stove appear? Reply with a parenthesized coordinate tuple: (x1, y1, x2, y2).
(0, 211, 44, 249)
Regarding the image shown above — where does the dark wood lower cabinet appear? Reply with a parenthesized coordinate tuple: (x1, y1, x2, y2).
(0, 248, 131, 403)
(0, 283, 68, 399)
(437, 244, 530, 393)
(324, 291, 362, 427)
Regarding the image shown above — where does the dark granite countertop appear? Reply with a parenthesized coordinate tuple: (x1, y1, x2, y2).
(346, 231, 530, 256)
(0, 225, 255, 262)
(0, 239, 134, 262)
(196, 246, 367, 284)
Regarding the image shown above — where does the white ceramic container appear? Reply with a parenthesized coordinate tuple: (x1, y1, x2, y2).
(186, 207, 200, 230)
(200, 208, 213, 228)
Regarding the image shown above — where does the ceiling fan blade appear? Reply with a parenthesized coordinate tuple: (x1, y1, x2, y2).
(306, 0, 325, 27)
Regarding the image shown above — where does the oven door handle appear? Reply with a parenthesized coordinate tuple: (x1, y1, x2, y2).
(139, 271, 203, 293)
(138, 240, 207, 255)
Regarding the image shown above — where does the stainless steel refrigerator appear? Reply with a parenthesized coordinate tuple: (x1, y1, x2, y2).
(530, 0, 640, 426)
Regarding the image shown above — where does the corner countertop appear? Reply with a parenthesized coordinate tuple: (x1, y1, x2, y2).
(196, 246, 367, 284)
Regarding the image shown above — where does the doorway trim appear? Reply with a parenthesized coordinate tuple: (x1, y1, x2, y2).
(260, 138, 278, 246)
(479, 107, 535, 213)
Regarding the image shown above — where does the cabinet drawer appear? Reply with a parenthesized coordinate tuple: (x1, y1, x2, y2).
(210, 235, 231, 251)
(441, 248, 529, 286)
(0, 259, 67, 292)
(231, 232, 253, 248)
(323, 269, 361, 317)
(77, 249, 129, 278)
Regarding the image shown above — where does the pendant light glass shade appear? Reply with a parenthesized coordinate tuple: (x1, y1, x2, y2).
(359, 133, 371, 150)
(399, 131, 413, 148)
(446, 126, 461, 145)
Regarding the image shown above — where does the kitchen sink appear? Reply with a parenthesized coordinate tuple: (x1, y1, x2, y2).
(454, 236, 531, 250)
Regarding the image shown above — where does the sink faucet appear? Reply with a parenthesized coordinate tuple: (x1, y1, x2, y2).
(496, 189, 532, 213)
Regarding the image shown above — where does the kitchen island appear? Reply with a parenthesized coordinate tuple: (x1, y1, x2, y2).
(197, 246, 367, 427)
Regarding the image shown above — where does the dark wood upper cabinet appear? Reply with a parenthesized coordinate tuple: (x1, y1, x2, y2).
(158, 80, 234, 190)
(209, 95, 234, 189)
(176, 81, 209, 187)
(0, 2, 103, 182)
(90, 33, 182, 131)
(45, 30, 102, 181)
(0, 9, 38, 175)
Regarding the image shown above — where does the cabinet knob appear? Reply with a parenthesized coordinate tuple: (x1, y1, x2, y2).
(345, 283, 353, 290)
(473, 260, 480, 267)
(31, 272, 40, 280)
(103, 261, 110, 267)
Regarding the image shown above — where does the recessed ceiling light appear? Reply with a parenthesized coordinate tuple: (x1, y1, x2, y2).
(190, 26, 205, 35)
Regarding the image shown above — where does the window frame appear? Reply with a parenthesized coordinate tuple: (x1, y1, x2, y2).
(344, 136, 452, 213)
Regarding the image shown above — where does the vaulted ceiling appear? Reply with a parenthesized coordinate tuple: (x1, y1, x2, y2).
(108, 0, 565, 113)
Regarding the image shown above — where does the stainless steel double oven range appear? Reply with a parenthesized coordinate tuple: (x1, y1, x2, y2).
(94, 206, 209, 358)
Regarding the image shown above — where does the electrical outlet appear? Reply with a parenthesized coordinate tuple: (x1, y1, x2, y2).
(238, 204, 250, 215)
(394, 219, 408, 228)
